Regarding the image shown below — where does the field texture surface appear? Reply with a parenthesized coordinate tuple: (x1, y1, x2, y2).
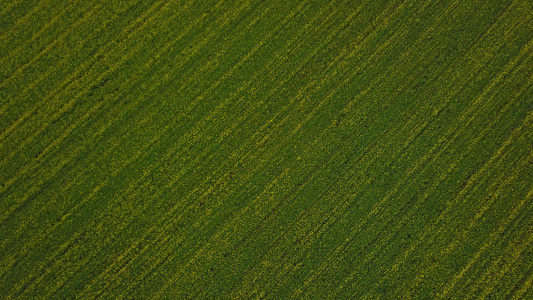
(1, 0, 533, 299)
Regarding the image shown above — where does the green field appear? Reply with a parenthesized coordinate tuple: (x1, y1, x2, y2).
(1, 0, 533, 298)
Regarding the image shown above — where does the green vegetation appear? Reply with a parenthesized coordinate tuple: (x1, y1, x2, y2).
(1, 0, 533, 298)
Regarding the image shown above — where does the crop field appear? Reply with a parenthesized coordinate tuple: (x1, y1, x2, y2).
(1, 0, 533, 299)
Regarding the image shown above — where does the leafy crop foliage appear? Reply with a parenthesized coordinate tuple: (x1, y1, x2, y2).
(1, 0, 532, 298)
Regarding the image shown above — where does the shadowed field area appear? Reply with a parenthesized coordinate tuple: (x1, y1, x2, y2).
(1, 0, 533, 298)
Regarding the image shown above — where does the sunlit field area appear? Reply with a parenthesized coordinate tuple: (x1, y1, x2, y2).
(1, 1, 532, 298)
